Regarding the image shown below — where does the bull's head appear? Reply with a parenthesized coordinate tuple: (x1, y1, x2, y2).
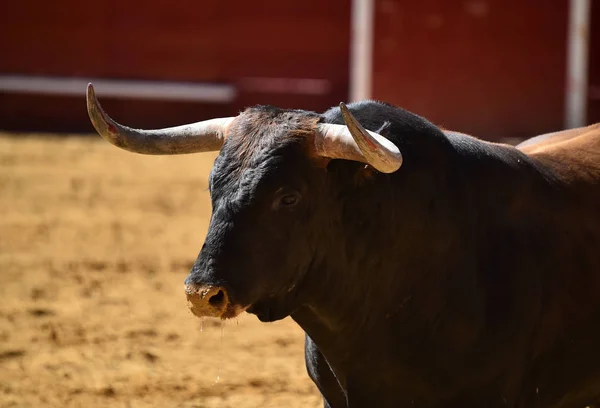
(86, 83, 403, 322)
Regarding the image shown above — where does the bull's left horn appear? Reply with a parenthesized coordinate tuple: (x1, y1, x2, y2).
(315, 102, 403, 173)
(86, 83, 235, 154)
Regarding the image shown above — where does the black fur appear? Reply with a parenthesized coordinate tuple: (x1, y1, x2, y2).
(185, 100, 600, 407)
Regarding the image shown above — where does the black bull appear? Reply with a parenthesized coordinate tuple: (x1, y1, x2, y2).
(86, 85, 600, 408)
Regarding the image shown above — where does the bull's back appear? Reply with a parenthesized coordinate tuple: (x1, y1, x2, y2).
(517, 123, 600, 152)
(518, 124, 600, 189)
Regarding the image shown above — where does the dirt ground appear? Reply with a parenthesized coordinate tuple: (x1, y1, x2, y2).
(0, 133, 322, 408)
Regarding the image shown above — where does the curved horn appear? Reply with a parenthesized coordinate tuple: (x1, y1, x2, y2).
(315, 102, 403, 173)
(86, 83, 235, 155)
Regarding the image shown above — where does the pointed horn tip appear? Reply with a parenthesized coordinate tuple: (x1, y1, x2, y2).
(338, 102, 355, 124)
(85, 83, 100, 119)
(86, 82, 95, 100)
(86, 83, 99, 114)
(84, 82, 118, 140)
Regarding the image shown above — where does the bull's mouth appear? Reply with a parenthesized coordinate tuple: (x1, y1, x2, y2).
(245, 276, 307, 322)
(188, 301, 249, 320)
(185, 275, 305, 322)
(246, 304, 273, 322)
(246, 301, 294, 323)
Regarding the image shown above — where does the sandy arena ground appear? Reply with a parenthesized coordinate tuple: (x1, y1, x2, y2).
(0, 133, 322, 408)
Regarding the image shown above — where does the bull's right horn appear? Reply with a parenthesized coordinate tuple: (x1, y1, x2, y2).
(86, 83, 235, 155)
(315, 102, 403, 173)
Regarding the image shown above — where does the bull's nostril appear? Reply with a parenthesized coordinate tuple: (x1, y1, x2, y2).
(208, 290, 225, 307)
(186, 285, 230, 318)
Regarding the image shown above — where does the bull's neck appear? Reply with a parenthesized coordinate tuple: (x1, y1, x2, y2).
(291, 130, 551, 374)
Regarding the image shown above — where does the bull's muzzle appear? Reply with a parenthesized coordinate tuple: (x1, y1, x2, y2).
(185, 284, 248, 319)
(185, 284, 229, 318)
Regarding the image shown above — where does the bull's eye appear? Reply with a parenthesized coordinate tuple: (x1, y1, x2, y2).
(274, 189, 301, 209)
(281, 194, 298, 206)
